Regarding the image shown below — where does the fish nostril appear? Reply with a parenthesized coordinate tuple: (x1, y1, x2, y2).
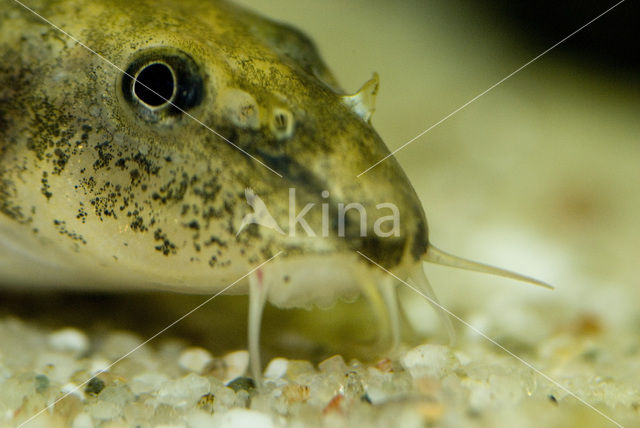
(269, 107, 294, 140)
(133, 62, 176, 107)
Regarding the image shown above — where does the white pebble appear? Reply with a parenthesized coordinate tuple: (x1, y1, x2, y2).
(88, 400, 120, 420)
(214, 409, 274, 428)
(89, 358, 111, 375)
(463, 372, 526, 410)
(156, 373, 210, 407)
(223, 350, 249, 382)
(187, 411, 216, 428)
(401, 344, 458, 379)
(178, 347, 213, 374)
(37, 353, 78, 384)
(72, 413, 93, 428)
(130, 372, 169, 395)
(264, 358, 288, 380)
(48, 328, 89, 354)
(454, 350, 472, 366)
(61, 383, 85, 400)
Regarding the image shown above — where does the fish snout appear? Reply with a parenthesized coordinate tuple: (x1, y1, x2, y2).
(333, 183, 429, 270)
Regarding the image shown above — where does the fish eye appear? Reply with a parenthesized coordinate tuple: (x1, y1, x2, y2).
(133, 62, 176, 108)
(121, 48, 204, 122)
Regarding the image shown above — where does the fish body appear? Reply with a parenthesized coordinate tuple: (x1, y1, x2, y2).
(1, 1, 550, 378)
(0, 0, 427, 303)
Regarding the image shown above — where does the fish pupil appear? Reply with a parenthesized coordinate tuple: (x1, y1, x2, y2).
(134, 63, 176, 107)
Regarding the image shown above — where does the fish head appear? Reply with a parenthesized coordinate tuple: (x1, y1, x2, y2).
(0, 0, 429, 297)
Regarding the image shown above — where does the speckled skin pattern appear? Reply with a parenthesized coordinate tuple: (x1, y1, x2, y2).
(0, 0, 428, 298)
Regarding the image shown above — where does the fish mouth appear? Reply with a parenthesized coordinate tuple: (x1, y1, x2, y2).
(245, 246, 441, 381)
(257, 252, 366, 309)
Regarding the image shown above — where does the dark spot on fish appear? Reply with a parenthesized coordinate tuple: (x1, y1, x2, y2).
(204, 235, 227, 248)
(53, 148, 69, 173)
(93, 141, 114, 170)
(53, 219, 86, 245)
(185, 220, 200, 230)
(76, 205, 87, 224)
(41, 172, 52, 200)
(130, 216, 147, 232)
(154, 228, 177, 255)
(0, 178, 27, 223)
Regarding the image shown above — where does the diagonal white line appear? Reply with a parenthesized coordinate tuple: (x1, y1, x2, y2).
(356, 251, 624, 428)
(9, 0, 283, 178)
(357, 0, 627, 177)
(16, 251, 282, 428)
